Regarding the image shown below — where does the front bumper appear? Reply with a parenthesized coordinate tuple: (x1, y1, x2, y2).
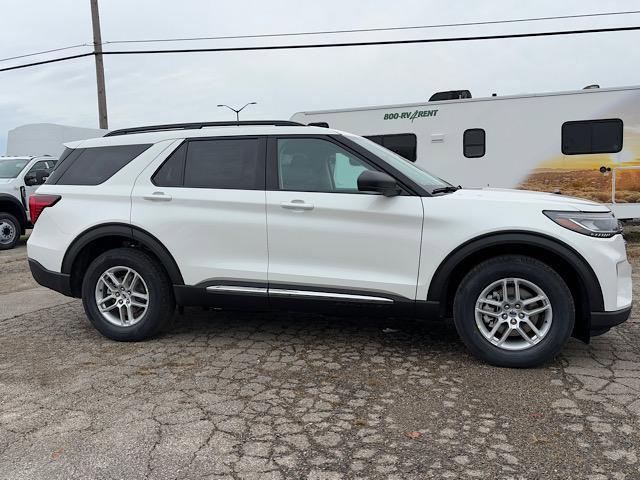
(590, 306, 632, 336)
(28, 258, 73, 297)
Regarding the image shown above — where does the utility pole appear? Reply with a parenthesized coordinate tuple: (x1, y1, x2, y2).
(90, 0, 108, 129)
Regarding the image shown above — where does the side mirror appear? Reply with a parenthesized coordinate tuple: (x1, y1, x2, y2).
(24, 170, 49, 186)
(357, 170, 401, 197)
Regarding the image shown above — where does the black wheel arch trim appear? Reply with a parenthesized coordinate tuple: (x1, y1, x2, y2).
(61, 223, 184, 285)
(426, 230, 605, 312)
(0, 193, 28, 229)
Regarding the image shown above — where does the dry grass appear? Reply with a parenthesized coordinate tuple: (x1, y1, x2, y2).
(519, 169, 640, 203)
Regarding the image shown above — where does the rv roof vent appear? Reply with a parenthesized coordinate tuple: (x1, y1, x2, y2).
(583, 84, 600, 89)
(429, 90, 472, 101)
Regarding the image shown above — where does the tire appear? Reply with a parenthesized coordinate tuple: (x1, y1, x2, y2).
(453, 255, 574, 368)
(0, 213, 20, 250)
(81, 247, 175, 341)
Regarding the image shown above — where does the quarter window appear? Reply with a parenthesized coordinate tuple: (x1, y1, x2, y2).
(562, 119, 623, 155)
(463, 129, 486, 158)
(184, 138, 263, 190)
(364, 134, 417, 161)
(53, 144, 151, 185)
(277, 138, 377, 193)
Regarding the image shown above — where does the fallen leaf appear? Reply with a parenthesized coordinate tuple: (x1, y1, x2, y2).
(406, 431, 423, 439)
(51, 448, 64, 460)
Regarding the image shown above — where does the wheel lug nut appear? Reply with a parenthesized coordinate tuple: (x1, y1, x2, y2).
(504, 304, 510, 309)
(519, 313, 525, 318)
(515, 304, 521, 309)
(502, 314, 508, 319)
(119, 300, 123, 304)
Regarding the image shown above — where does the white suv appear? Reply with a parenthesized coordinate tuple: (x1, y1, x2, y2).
(27, 121, 632, 367)
(0, 155, 57, 249)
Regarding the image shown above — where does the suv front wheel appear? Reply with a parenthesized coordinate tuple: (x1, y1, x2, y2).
(82, 248, 175, 341)
(453, 255, 575, 368)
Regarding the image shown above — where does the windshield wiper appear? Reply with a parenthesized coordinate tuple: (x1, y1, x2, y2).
(431, 185, 461, 195)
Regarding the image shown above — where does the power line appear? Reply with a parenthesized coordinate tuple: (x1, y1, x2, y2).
(2, 9, 639, 64)
(0, 44, 89, 63)
(100, 25, 640, 55)
(0, 53, 93, 73)
(1, 25, 639, 73)
(103, 9, 640, 45)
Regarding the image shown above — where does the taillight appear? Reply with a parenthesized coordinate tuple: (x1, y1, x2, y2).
(29, 194, 61, 224)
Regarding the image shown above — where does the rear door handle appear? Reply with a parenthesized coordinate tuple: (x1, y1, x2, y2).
(280, 200, 314, 211)
(143, 191, 172, 202)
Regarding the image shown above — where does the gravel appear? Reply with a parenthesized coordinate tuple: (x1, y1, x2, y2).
(0, 239, 638, 479)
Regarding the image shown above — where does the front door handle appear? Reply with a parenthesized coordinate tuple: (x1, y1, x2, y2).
(280, 200, 314, 211)
(143, 191, 172, 202)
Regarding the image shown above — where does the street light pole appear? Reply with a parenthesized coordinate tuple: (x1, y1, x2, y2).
(90, 0, 108, 129)
(217, 102, 257, 122)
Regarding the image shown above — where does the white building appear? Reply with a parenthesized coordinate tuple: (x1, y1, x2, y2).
(6, 123, 106, 157)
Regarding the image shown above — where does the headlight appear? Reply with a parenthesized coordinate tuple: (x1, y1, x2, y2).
(543, 211, 622, 238)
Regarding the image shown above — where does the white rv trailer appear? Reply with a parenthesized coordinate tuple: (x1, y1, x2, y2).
(291, 86, 640, 219)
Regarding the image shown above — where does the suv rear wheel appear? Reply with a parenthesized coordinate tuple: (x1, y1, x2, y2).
(0, 213, 20, 250)
(81, 248, 175, 341)
(453, 255, 574, 368)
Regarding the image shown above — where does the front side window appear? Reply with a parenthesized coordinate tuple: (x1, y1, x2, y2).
(346, 134, 450, 192)
(27, 160, 56, 175)
(0, 158, 29, 178)
(562, 119, 623, 155)
(184, 138, 263, 190)
(463, 129, 486, 158)
(277, 138, 377, 193)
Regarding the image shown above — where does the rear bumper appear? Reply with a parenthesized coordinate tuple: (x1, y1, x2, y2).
(28, 258, 73, 297)
(590, 306, 632, 335)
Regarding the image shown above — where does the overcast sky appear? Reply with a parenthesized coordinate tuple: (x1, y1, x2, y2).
(1, 0, 640, 153)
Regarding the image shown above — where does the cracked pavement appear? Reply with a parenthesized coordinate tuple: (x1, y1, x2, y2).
(0, 239, 639, 479)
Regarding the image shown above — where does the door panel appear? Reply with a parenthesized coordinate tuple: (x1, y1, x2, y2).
(266, 136, 424, 302)
(131, 138, 268, 291)
(266, 191, 423, 300)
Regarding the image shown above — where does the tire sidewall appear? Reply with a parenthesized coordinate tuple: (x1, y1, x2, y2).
(82, 250, 168, 341)
(454, 257, 574, 368)
(0, 213, 20, 250)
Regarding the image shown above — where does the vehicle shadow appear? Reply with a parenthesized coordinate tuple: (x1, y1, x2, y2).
(163, 306, 464, 352)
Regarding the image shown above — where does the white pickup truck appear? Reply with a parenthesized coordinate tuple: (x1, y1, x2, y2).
(0, 155, 57, 250)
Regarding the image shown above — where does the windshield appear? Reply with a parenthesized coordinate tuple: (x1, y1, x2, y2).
(0, 158, 29, 179)
(346, 134, 451, 192)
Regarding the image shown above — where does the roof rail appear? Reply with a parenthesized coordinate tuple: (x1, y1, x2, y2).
(104, 120, 305, 137)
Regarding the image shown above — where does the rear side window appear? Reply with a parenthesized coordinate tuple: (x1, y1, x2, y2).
(184, 138, 263, 190)
(52, 144, 151, 185)
(562, 119, 623, 155)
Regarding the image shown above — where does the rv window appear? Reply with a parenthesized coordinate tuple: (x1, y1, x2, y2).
(463, 129, 485, 158)
(363, 134, 417, 161)
(562, 119, 623, 155)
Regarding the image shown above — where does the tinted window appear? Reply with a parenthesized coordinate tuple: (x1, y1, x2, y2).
(277, 138, 377, 193)
(562, 119, 623, 155)
(55, 144, 151, 185)
(364, 134, 417, 161)
(152, 142, 186, 187)
(184, 138, 263, 190)
(27, 160, 56, 174)
(463, 128, 485, 158)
